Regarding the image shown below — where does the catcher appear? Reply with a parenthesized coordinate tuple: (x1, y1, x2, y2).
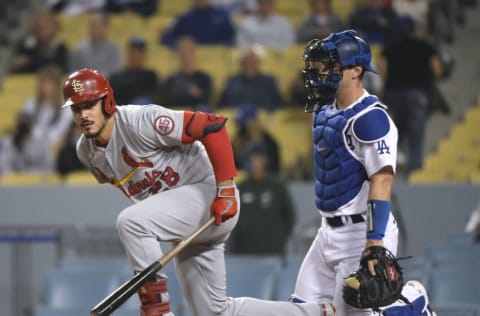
(289, 29, 437, 316)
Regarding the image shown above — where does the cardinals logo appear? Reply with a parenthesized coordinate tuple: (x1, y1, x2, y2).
(121, 147, 153, 168)
(154, 115, 175, 136)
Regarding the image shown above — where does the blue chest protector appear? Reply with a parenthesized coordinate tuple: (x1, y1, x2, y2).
(313, 95, 379, 212)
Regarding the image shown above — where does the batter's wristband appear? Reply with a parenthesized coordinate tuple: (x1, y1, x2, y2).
(216, 185, 236, 198)
(366, 199, 390, 240)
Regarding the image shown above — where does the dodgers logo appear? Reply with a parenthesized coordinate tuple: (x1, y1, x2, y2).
(154, 115, 175, 136)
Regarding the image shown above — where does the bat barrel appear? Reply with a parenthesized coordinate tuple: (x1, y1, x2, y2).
(90, 260, 164, 315)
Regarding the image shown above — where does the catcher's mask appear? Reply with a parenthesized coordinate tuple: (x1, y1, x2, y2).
(302, 29, 377, 112)
(62, 68, 116, 116)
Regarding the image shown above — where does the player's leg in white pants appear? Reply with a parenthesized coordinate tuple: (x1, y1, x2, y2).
(117, 179, 332, 316)
(293, 213, 399, 316)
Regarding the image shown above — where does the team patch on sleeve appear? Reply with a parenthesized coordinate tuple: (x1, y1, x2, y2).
(154, 115, 175, 136)
(352, 108, 390, 143)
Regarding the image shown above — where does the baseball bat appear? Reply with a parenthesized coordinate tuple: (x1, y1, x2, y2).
(90, 217, 216, 316)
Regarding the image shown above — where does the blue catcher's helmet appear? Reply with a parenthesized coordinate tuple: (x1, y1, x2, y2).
(302, 29, 376, 112)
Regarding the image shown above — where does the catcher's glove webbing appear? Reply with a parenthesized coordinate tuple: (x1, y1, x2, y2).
(343, 246, 404, 310)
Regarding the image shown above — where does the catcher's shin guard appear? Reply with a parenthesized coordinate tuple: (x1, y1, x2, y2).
(138, 278, 174, 316)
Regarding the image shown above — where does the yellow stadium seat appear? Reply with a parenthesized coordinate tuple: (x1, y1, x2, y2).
(470, 171, 480, 183)
(160, 0, 189, 16)
(0, 74, 37, 137)
(332, 0, 360, 21)
(0, 173, 62, 186)
(259, 108, 311, 171)
(215, 108, 238, 138)
(64, 171, 100, 186)
(276, 0, 309, 18)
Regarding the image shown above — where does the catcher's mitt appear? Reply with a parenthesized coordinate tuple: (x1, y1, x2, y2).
(343, 246, 403, 309)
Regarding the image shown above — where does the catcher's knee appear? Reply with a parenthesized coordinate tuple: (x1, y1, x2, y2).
(381, 296, 428, 316)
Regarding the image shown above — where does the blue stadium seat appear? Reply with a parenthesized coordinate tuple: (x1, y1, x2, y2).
(400, 256, 430, 287)
(427, 243, 480, 266)
(34, 307, 87, 316)
(225, 254, 283, 273)
(434, 304, 478, 316)
(44, 270, 120, 309)
(58, 256, 131, 275)
(224, 255, 282, 299)
(227, 270, 277, 299)
(273, 260, 301, 301)
(447, 231, 475, 245)
(429, 265, 480, 307)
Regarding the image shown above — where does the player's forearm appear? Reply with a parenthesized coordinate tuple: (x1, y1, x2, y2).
(368, 166, 394, 201)
(217, 179, 234, 186)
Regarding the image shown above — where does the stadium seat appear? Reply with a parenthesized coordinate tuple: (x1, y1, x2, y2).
(447, 231, 475, 245)
(433, 304, 478, 316)
(427, 243, 480, 266)
(0, 172, 62, 186)
(400, 256, 430, 287)
(273, 257, 302, 301)
(429, 265, 480, 307)
(44, 270, 120, 309)
(63, 170, 100, 186)
(227, 270, 277, 299)
(58, 256, 131, 274)
(225, 254, 283, 273)
(34, 306, 88, 316)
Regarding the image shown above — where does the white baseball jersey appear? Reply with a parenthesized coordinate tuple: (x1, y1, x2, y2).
(77, 105, 214, 202)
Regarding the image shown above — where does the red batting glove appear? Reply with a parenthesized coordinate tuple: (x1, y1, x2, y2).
(210, 185, 238, 225)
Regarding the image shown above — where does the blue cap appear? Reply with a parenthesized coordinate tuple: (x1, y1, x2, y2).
(235, 104, 258, 125)
(129, 36, 147, 49)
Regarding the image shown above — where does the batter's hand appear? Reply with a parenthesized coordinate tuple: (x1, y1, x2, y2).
(210, 184, 238, 226)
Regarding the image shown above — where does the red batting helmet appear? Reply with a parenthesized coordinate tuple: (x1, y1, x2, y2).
(62, 68, 116, 115)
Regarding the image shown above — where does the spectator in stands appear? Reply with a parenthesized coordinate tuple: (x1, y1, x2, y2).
(69, 13, 122, 77)
(160, 0, 236, 48)
(295, 0, 344, 44)
(163, 36, 213, 108)
(232, 104, 280, 174)
(0, 112, 54, 175)
(21, 65, 72, 147)
(55, 121, 86, 177)
(10, 11, 68, 73)
(218, 45, 283, 109)
(46, 0, 105, 15)
(236, 0, 295, 52)
(348, 0, 400, 45)
(104, 0, 158, 17)
(109, 36, 160, 105)
(229, 142, 295, 255)
(210, 0, 256, 16)
(379, 16, 444, 176)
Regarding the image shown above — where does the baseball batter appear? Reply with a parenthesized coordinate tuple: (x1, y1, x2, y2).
(62, 68, 335, 316)
(290, 30, 437, 315)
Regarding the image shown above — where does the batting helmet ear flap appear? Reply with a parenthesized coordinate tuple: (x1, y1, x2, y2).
(102, 83, 116, 116)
